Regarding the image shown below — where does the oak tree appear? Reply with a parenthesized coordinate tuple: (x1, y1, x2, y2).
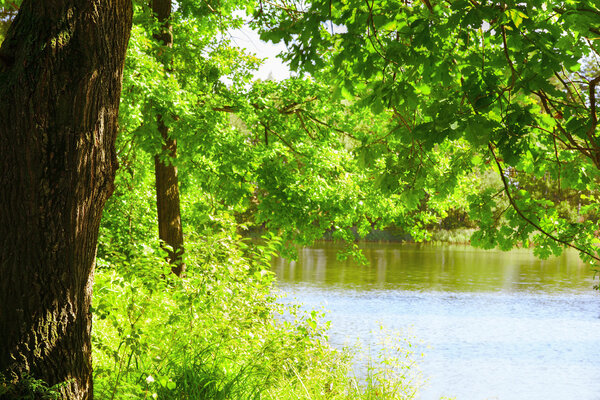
(0, 1, 132, 398)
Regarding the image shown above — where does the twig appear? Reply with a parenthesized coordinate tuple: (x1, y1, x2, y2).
(422, 0, 434, 13)
(261, 122, 307, 156)
(587, 75, 600, 138)
(534, 90, 594, 161)
(488, 142, 600, 263)
(501, 25, 517, 89)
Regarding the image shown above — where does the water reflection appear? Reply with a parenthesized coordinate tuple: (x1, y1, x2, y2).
(273, 243, 595, 293)
(273, 243, 600, 400)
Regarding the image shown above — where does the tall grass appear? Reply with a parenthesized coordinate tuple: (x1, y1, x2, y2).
(92, 233, 421, 399)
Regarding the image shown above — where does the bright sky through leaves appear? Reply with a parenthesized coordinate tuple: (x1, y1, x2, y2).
(228, 16, 291, 81)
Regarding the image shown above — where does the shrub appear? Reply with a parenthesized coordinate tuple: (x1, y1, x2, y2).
(92, 232, 420, 399)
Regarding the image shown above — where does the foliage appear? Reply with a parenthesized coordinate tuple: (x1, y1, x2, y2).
(93, 225, 420, 399)
(95, 106, 424, 396)
(120, 1, 259, 158)
(15, 0, 600, 398)
(0, 1, 19, 42)
(118, 0, 486, 260)
(98, 150, 158, 261)
(254, 0, 600, 263)
(430, 228, 476, 244)
(10, 0, 597, 398)
(178, 75, 483, 256)
(356, 327, 422, 400)
(96, 13, 429, 385)
(0, 373, 66, 400)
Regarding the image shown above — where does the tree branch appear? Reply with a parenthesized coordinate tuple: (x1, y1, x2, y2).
(501, 25, 517, 89)
(534, 90, 594, 162)
(488, 142, 600, 263)
(587, 75, 600, 138)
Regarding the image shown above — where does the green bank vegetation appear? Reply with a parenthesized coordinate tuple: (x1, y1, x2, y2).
(93, 231, 422, 399)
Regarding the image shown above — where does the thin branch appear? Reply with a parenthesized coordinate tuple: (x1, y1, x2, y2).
(303, 112, 342, 132)
(488, 142, 600, 263)
(561, 67, 588, 106)
(541, 88, 599, 164)
(585, 37, 600, 58)
(212, 105, 237, 113)
(364, 0, 399, 67)
(554, 71, 577, 104)
(422, 0, 434, 13)
(260, 0, 304, 17)
(493, 205, 511, 226)
(501, 25, 517, 89)
(264, 123, 268, 146)
(278, 96, 318, 114)
(481, 26, 485, 76)
(534, 90, 593, 160)
(392, 107, 413, 132)
(552, 132, 561, 194)
(295, 112, 316, 140)
(587, 75, 600, 138)
(526, 124, 570, 149)
(262, 122, 307, 156)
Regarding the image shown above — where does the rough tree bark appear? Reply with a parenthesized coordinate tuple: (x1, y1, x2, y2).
(151, 0, 185, 276)
(0, 1, 132, 399)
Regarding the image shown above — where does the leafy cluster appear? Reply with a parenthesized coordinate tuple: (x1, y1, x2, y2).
(0, 374, 65, 400)
(254, 0, 600, 262)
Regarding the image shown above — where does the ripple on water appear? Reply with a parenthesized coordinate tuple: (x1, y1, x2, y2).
(274, 244, 600, 400)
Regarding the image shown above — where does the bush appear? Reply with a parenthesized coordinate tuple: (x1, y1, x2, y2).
(0, 373, 66, 400)
(92, 231, 420, 399)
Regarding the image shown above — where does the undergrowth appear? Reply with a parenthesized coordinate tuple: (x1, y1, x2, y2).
(92, 231, 421, 399)
(0, 373, 66, 400)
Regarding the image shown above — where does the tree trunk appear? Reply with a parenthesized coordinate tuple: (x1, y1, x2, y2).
(0, 1, 132, 399)
(151, 0, 185, 276)
(154, 128, 185, 276)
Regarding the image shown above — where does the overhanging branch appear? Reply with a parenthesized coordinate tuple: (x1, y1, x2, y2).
(488, 142, 600, 263)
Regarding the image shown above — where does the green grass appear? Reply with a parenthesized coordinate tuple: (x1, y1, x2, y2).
(92, 233, 421, 399)
(0, 374, 66, 400)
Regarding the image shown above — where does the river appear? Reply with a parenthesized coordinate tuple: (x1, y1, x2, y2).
(272, 243, 600, 400)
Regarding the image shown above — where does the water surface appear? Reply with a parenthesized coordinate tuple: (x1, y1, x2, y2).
(273, 243, 600, 400)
